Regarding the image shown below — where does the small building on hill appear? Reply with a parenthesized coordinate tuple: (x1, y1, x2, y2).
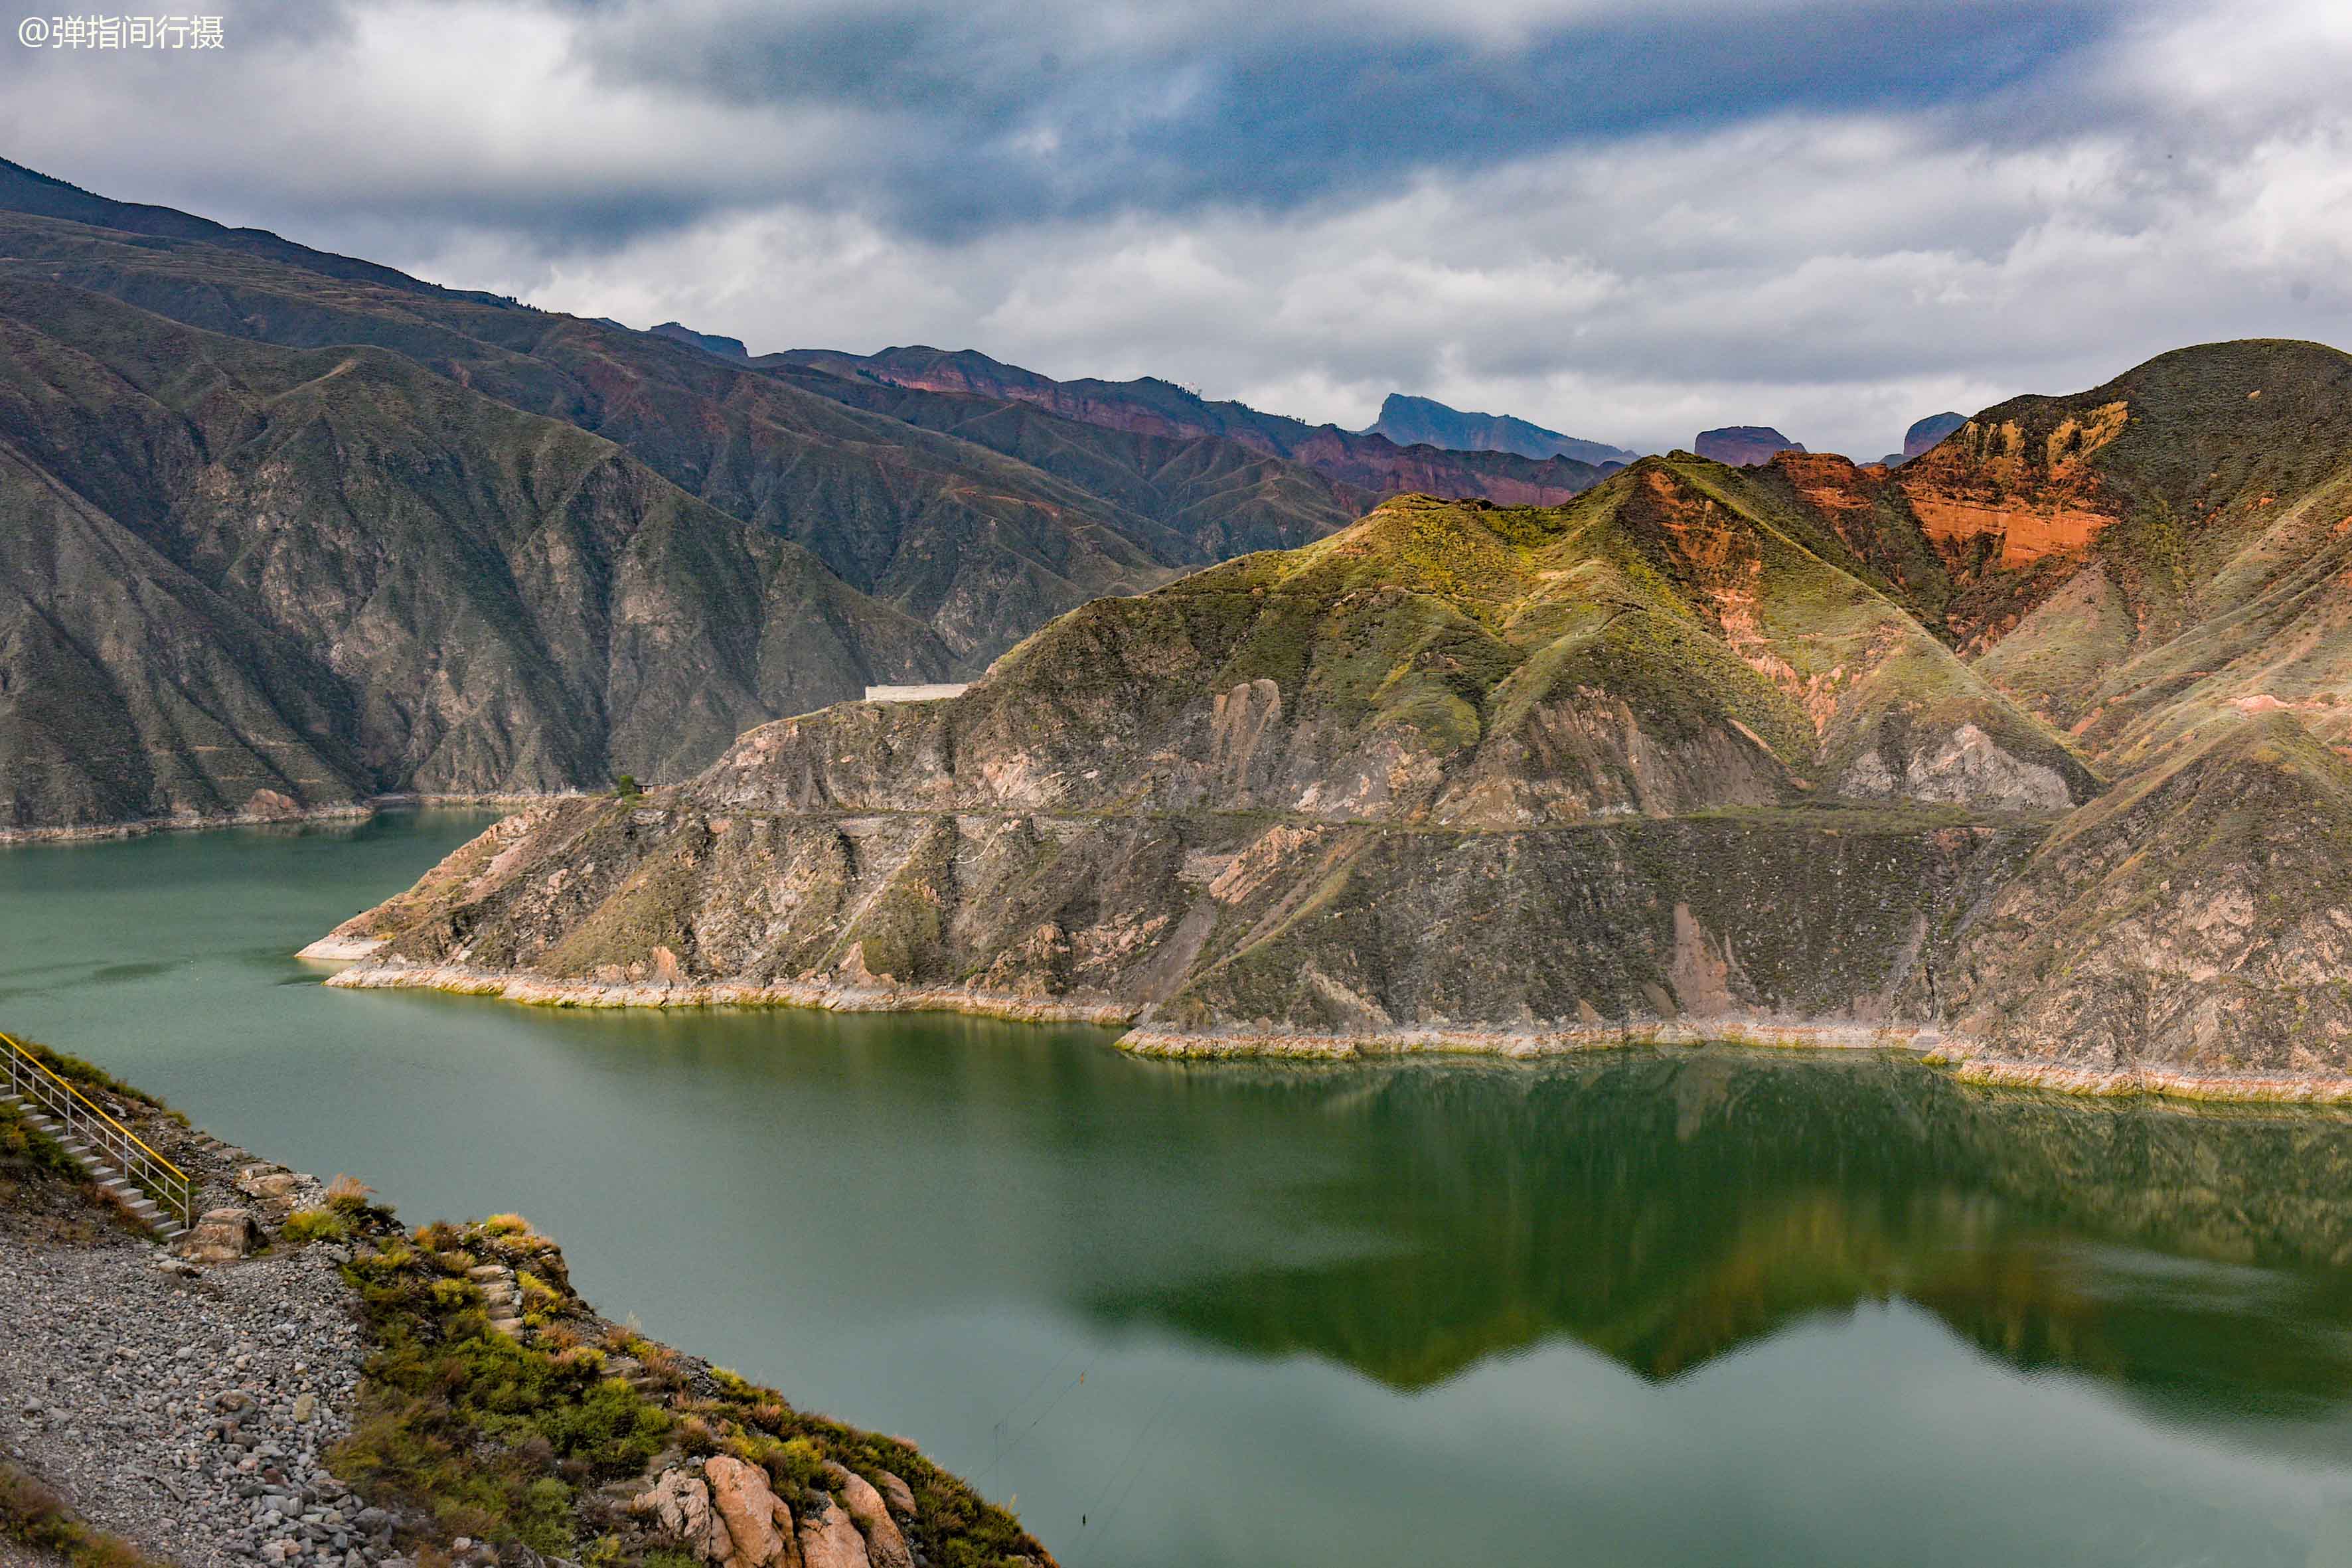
(863, 683, 970, 703)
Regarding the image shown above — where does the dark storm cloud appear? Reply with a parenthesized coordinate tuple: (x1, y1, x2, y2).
(561, 0, 2128, 239)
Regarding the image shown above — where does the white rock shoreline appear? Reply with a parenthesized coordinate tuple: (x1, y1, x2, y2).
(314, 958, 2352, 1107)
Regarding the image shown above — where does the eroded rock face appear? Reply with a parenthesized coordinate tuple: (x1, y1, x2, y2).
(826, 1462, 912, 1568)
(633, 1468, 735, 1565)
(1837, 724, 2075, 812)
(1942, 712, 2352, 1076)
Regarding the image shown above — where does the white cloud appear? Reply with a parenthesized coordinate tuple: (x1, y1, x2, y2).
(4, 0, 2350, 459)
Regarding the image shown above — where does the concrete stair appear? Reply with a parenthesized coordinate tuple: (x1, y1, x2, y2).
(3, 1093, 187, 1241)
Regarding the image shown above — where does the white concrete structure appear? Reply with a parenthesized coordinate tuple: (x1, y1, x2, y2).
(863, 683, 971, 703)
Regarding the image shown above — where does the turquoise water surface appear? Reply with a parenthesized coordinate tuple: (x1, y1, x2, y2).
(8, 811, 2352, 1566)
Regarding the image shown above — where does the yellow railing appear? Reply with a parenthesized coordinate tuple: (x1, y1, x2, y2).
(1, 1031, 193, 1231)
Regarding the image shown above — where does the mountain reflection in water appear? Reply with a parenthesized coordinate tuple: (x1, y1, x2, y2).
(1089, 1050, 2352, 1423)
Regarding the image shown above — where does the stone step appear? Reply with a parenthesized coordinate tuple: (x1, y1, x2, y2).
(7, 1107, 187, 1242)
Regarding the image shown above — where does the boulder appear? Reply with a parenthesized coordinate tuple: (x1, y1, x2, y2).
(703, 1456, 794, 1568)
(236, 1165, 301, 1201)
(244, 789, 303, 820)
(632, 1469, 734, 1564)
(796, 1497, 870, 1568)
(182, 1208, 262, 1264)
(823, 1464, 911, 1568)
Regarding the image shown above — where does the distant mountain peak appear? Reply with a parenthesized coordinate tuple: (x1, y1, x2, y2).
(1693, 426, 1805, 465)
(1902, 411, 1966, 460)
(1368, 393, 1638, 467)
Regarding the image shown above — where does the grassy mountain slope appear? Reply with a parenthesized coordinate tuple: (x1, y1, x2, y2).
(548, 460, 2094, 830)
(319, 460, 2091, 1042)
(0, 277, 943, 830)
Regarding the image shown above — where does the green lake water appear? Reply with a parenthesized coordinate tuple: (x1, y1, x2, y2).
(9, 811, 2352, 1566)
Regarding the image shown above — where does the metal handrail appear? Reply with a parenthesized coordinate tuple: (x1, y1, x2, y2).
(1, 1031, 193, 1231)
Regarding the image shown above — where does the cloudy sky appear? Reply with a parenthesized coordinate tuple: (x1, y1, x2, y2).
(4, 0, 2349, 457)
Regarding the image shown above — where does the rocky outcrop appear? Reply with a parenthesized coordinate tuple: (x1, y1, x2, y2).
(635, 1468, 741, 1564)
(706, 1456, 796, 1568)
(629, 1458, 924, 1568)
(796, 1498, 870, 1568)
(823, 1464, 911, 1568)
(181, 1207, 263, 1265)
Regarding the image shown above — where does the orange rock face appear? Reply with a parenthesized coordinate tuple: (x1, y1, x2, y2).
(1773, 451, 1874, 514)
(1895, 402, 2127, 570)
(1903, 494, 2116, 568)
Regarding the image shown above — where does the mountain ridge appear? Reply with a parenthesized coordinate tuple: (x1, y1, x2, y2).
(769, 345, 1612, 506)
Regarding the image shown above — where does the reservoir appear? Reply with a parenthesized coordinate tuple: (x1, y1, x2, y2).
(7, 812, 2352, 1567)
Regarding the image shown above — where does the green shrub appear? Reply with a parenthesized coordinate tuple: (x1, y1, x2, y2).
(773, 1437, 827, 1490)
(283, 1208, 351, 1244)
